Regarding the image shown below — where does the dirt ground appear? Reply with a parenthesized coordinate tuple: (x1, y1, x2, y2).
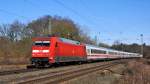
(117, 58, 150, 84)
(0, 59, 149, 84)
(0, 65, 26, 72)
(63, 59, 150, 84)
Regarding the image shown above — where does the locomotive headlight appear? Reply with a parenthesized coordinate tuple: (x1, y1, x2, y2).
(43, 50, 49, 53)
(32, 50, 39, 53)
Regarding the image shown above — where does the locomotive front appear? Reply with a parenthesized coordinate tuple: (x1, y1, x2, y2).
(31, 37, 55, 67)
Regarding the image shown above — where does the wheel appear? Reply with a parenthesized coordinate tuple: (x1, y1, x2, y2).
(78, 61, 82, 65)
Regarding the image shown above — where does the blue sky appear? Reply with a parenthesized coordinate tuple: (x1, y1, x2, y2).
(0, 0, 150, 45)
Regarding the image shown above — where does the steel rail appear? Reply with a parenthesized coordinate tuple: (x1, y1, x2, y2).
(15, 60, 123, 84)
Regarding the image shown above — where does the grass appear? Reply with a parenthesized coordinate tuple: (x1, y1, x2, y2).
(63, 64, 125, 84)
(63, 59, 150, 84)
(117, 59, 150, 84)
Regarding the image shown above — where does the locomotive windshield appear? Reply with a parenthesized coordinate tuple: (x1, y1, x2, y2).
(34, 41, 50, 46)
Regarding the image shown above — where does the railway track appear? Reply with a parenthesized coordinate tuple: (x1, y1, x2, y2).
(7, 60, 125, 84)
(0, 68, 40, 76)
(0, 63, 79, 76)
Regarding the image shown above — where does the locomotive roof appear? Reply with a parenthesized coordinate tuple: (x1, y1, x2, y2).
(59, 38, 80, 45)
(32, 37, 51, 41)
(32, 36, 81, 45)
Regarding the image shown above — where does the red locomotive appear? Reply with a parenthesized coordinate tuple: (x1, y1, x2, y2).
(32, 36, 86, 67)
(31, 36, 142, 67)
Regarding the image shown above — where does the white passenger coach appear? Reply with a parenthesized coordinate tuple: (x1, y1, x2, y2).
(86, 45, 142, 60)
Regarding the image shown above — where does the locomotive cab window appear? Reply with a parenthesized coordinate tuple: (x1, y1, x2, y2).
(34, 41, 50, 46)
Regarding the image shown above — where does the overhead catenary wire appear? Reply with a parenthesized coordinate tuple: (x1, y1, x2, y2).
(0, 8, 29, 19)
(52, 0, 96, 25)
(79, 0, 97, 19)
(0, 1, 147, 45)
(24, 0, 99, 33)
(23, 0, 52, 13)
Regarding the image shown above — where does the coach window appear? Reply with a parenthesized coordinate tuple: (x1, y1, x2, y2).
(109, 52, 112, 54)
(91, 49, 106, 54)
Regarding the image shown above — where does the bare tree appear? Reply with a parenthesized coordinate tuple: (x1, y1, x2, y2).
(8, 21, 26, 41)
(0, 24, 10, 37)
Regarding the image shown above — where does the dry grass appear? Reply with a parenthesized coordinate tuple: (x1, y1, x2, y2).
(63, 70, 120, 84)
(0, 38, 31, 65)
(0, 64, 26, 72)
(117, 59, 150, 84)
(62, 59, 150, 84)
(63, 64, 125, 84)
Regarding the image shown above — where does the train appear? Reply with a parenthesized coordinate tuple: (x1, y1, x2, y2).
(31, 36, 142, 67)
